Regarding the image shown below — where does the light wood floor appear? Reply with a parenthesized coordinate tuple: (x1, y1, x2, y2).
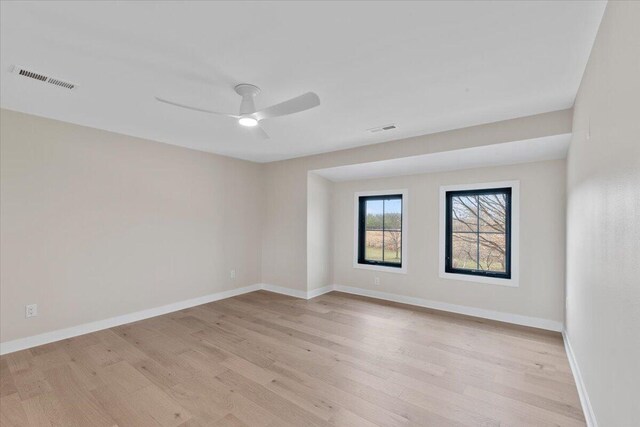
(1, 291, 585, 426)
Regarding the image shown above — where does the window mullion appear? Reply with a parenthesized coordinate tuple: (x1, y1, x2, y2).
(476, 195, 480, 270)
(382, 199, 386, 263)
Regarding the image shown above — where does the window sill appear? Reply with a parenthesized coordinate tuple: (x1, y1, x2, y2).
(354, 262, 407, 274)
(439, 271, 518, 287)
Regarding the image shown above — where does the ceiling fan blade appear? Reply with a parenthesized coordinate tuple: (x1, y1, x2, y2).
(253, 124, 270, 140)
(155, 96, 239, 118)
(253, 92, 320, 120)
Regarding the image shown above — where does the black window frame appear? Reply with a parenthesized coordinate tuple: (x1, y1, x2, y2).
(357, 194, 403, 269)
(445, 187, 512, 279)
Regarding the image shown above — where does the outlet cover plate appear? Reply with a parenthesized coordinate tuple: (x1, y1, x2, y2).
(25, 304, 38, 318)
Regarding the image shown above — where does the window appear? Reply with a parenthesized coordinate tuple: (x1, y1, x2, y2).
(445, 187, 511, 279)
(357, 194, 403, 269)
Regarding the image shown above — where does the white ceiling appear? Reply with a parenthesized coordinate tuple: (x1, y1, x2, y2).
(313, 134, 571, 182)
(0, 1, 605, 162)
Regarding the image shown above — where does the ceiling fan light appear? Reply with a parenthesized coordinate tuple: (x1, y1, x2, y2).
(238, 117, 258, 127)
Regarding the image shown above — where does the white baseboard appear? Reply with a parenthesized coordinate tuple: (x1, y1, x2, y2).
(260, 283, 308, 299)
(562, 331, 597, 427)
(332, 284, 564, 332)
(307, 285, 334, 299)
(0, 284, 261, 356)
(259, 283, 333, 300)
(0, 282, 563, 355)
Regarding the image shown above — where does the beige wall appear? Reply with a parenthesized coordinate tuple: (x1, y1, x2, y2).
(0, 109, 265, 343)
(565, 1, 640, 425)
(307, 173, 333, 291)
(262, 109, 572, 291)
(332, 160, 566, 324)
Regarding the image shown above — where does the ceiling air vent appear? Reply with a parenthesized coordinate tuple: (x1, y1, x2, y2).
(11, 66, 77, 90)
(368, 124, 397, 133)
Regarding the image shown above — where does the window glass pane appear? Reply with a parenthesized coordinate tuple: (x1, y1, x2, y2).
(365, 230, 384, 261)
(383, 230, 401, 264)
(383, 198, 402, 263)
(383, 199, 402, 229)
(452, 195, 478, 232)
(452, 232, 478, 269)
(478, 233, 506, 272)
(479, 193, 507, 233)
(365, 199, 383, 231)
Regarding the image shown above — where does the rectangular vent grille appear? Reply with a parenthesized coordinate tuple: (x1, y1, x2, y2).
(368, 124, 397, 133)
(18, 69, 47, 81)
(47, 78, 75, 90)
(13, 66, 76, 90)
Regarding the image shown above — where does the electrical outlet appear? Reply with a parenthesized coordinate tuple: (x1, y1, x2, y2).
(374, 277, 380, 285)
(230, 269, 236, 279)
(25, 304, 38, 318)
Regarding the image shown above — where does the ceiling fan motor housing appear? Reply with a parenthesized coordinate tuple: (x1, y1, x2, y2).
(235, 84, 260, 116)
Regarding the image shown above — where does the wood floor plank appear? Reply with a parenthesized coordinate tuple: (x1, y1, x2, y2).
(0, 291, 585, 426)
(168, 374, 283, 427)
(0, 393, 29, 427)
(268, 361, 412, 427)
(127, 384, 193, 427)
(0, 359, 18, 398)
(215, 369, 330, 427)
(42, 364, 115, 426)
(91, 384, 162, 427)
(212, 414, 250, 427)
(21, 392, 70, 426)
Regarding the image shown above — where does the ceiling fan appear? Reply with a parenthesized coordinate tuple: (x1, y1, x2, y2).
(155, 84, 320, 139)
